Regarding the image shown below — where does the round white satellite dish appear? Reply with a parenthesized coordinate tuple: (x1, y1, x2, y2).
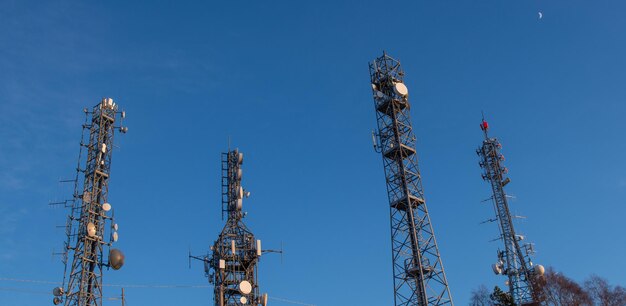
(394, 82, 408, 96)
(240, 296, 248, 304)
(113, 223, 118, 231)
(375, 91, 384, 98)
(102, 203, 112, 212)
(239, 280, 252, 294)
(112, 232, 119, 242)
(371, 83, 377, 90)
(87, 223, 96, 237)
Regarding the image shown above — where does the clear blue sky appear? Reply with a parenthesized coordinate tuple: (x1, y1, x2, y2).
(1, 0, 625, 305)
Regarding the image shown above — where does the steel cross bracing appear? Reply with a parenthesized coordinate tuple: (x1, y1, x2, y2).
(55, 98, 127, 306)
(369, 53, 453, 306)
(195, 149, 267, 306)
(477, 120, 540, 305)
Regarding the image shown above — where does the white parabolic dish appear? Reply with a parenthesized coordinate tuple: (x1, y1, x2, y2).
(534, 264, 545, 276)
(87, 223, 96, 237)
(239, 280, 252, 294)
(394, 82, 408, 96)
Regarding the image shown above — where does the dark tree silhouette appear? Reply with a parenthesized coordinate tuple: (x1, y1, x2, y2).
(490, 286, 514, 306)
(537, 267, 592, 305)
(584, 275, 626, 306)
(470, 284, 493, 306)
(470, 268, 625, 306)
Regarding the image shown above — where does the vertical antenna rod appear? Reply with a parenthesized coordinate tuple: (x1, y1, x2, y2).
(52, 98, 128, 306)
(191, 149, 269, 306)
(369, 53, 454, 306)
(476, 118, 544, 305)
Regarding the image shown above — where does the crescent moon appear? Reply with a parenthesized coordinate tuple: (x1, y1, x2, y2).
(538, 12, 543, 19)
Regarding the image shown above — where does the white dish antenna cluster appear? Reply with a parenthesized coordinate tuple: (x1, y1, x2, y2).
(233, 150, 250, 211)
(100, 98, 117, 110)
(372, 81, 408, 101)
(101, 202, 120, 243)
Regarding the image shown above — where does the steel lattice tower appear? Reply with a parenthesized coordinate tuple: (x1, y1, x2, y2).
(476, 118, 543, 305)
(52, 98, 127, 306)
(369, 53, 453, 306)
(192, 149, 268, 306)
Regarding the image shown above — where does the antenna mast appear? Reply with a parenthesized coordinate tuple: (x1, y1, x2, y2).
(192, 149, 268, 306)
(369, 53, 454, 306)
(476, 118, 544, 305)
(52, 98, 128, 306)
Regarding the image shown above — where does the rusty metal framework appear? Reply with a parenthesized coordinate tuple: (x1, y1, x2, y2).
(192, 149, 268, 306)
(477, 118, 542, 305)
(369, 53, 453, 306)
(52, 98, 127, 306)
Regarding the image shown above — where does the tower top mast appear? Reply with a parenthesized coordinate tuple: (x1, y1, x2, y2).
(52, 98, 128, 306)
(192, 148, 269, 306)
(476, 117, 545, 305)
(369, 52, 454, 306)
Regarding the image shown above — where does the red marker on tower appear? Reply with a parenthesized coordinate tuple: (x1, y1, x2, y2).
(480, 120, 489, 131)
